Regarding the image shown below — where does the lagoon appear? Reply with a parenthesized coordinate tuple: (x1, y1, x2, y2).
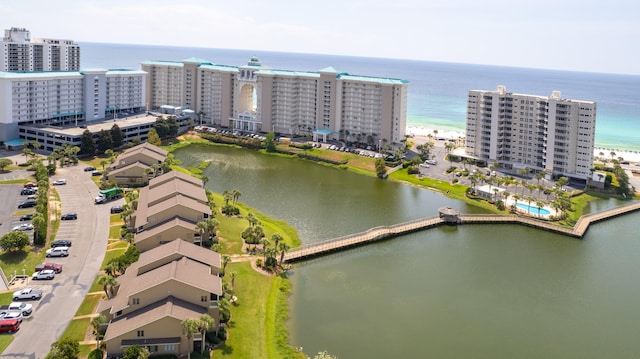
(174, 144, 639, 358)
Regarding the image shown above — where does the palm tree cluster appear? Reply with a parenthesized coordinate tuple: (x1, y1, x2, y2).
(241, 213, 291, 271)
(221, 188, 241, 215)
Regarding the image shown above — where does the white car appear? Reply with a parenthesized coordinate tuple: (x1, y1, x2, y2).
(32, 269, 55, 280)
(52, 179, 67, 185)
(12, 223, 34, 231)
(0, 310, 23, 322)
(46, 246, 69, 257)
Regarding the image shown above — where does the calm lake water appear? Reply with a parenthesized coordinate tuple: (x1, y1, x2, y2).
(174, 144, 639, 359)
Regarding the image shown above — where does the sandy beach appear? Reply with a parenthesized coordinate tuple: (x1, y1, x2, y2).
(408, 125, 640, 164)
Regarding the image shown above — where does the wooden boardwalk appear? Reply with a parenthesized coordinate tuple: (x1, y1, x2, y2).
(283, 201, 640, 263)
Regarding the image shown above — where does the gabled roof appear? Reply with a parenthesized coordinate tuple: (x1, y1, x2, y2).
(146, 195, 211, 219)
(98, 256, 221, 315)
(147, 179, 207, 206)
(108, 161, 151, 176)
(134, 218, 199, 246)
(103, 296, 206, 342)
(117, 146, 166, 166)
(149, 171, 202, 189)
(135, 238, 221, 274)
(122, 142, 168, 156)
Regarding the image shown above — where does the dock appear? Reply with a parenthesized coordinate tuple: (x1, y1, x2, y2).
(283, 201, 640, 263)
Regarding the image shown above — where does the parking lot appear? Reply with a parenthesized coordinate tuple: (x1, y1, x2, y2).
(1, 163, 118, 358)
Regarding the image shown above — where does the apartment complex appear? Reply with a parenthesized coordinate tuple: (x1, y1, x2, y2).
(1, 27, 80, 71)
(106, 142, 169, 186)
(142, 57, 409, 147)
(0, 68, 146, 143)
(465, 85, 596, 180)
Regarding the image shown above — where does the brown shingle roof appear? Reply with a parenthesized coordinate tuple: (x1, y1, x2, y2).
(145, 195, 211, 220)
(149, 171, 202, 189)
(134, 218, 199, 245)
(114, 146, 166, 168)
(103, 296, 206, 342)
(135, 238, 221, 274)
(108, 161, 151, 176)
(147, 180, 207, 207)
(122, 142, 168, 157)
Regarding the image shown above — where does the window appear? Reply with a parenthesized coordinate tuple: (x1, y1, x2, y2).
(164, 344, 176, 351)
(137, 330, 144, 337)
(132, 298, 140, 305)
(147, 345, 158, 353)
(201, 295, 208, 302)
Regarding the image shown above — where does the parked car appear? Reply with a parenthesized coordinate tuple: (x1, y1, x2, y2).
(46, 246, 69, 257)
(0, 310, 23, 322)
(18, 199, 36, 208)
(19, 213, 34, 221)
(61, 212, 77, 220)
(0, 319, 21, 333)
(1, 302, 33, 316)
(12, 223, 34, 231)
(13, 288, 43, 301)
(110, 205, 123, 214)
(52, 179, 67, 185)
(20, 188, 37, 195)
(51, 239, 72, 247)
(23, 182, 37, 188)
(91, 170, 102, 176)
(83, 166, 96, 172)
(32, 269, 56, 280)
(35, 262, 63, 273)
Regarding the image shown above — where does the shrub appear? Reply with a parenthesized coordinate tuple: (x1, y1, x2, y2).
(88, 349, 104, 359)
(496, 200, 506, 210)
(407, 166, 420, 175)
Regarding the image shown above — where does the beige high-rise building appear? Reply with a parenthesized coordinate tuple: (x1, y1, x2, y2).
(142, 57, 408, 147)
(1, 27, 80, 71)
(465, 85, 596, 180)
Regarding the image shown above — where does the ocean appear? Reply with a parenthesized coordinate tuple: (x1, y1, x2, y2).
(80, 42, 640, 153)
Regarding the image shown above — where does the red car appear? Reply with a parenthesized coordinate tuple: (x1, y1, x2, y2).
(23, 182, 37, 188)
(0, 319, 20, 333)
(34, 262, 63, 273)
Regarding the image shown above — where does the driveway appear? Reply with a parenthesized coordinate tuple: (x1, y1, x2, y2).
(2, 164, 118, 359)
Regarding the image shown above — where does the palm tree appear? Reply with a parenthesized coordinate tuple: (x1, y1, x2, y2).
(230, 272, 237, 291)
(222, 190, 231, 207)
(97, 274, 118, 299)
(221, 255, 231, 275)
(91, 314, 106, 349)
(278, 242, 291, 267)
(246, 212, 258, 227)
(536, 200, 545, 217)
(181, 318, 200, 359)
(610, 151, 616, 161)
(31, 213, 46, 244)
(231, 189, 242, 205)
(201, 175, 209, 188)
(197, 314, 216, 354)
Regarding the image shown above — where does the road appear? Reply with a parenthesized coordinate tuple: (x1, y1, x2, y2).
(2, 163, 120, 359)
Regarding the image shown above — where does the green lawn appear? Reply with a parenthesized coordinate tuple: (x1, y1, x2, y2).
(74, 294, 102, 317)
(108, 225, 122, 240)
(101, 248, 127, 269)
(89, 275, 105, 294)
(60, 317, 91, 342)
(0, 336, 13, 354)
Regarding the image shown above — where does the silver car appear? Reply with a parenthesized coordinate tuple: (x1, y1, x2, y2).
(32, 269, 55, 280)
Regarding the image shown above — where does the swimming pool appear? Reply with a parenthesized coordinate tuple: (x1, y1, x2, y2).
(515, 202, 551, 215)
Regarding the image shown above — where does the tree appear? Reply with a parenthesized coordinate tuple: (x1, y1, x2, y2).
(111, 124, 124, 148)
(182, 318, 200, 359)
(0, 158, 12, 171)
(96, 129, 113, 153)
(222, 255, 231, 275)
(45, 337, 80, 359)
(146, 127, 161, 146)
(122, 345, 150, 359)
(278, 242, 291, 267)
(80, 129, 96, 155)
(97, 274, 118, 299)
(231, 189, 242, 205)
(91, 314, 107, 349)
(201, 175, 209, 188)
(0, 231, 30, 252)
(265, 132, 277, 152)
(31, 212, 47, 246)
(198, 314, 216, 354)
(375, 158, 387, 178)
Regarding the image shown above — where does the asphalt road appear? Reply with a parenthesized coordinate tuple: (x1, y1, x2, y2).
(2, 164, 121, 359)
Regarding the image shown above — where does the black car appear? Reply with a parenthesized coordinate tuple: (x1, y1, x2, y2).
(18, 200, 36, 208)
(84, 166, 96, 172)
(61, 213, 77, 220)
(110, 206, 124, 214)
(19, 214, 34, 221)
(51, 239, 72, 248)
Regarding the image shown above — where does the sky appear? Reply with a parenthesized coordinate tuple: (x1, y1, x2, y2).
(3, 0, 640, 75)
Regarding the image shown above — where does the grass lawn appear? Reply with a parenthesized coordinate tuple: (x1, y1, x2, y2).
(79, 343, 96, 358)
(108, 225, 122, 240)
(107, 240, 129, 251)
(0, 336, 13, 355)
(214, 262, 303, 359)
(89, 275, 105, 294)
(60, 317, 91, 342)
(74, 293, 102, 317)
(101, 248, 127, 269)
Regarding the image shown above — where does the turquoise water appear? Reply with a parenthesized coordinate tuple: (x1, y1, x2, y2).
(81, 42, 640, 152)
(516, 203, 551, 215)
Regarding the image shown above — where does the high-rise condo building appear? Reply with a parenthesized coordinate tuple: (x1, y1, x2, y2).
(465, 85, 596, 180)
(1, 27, 80, 71)
(142, 57, 408, 147)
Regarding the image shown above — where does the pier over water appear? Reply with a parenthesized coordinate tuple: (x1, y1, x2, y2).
(284, 201, 640, 263)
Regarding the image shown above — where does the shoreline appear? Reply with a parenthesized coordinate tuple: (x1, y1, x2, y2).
(408, 125, 640, 164)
